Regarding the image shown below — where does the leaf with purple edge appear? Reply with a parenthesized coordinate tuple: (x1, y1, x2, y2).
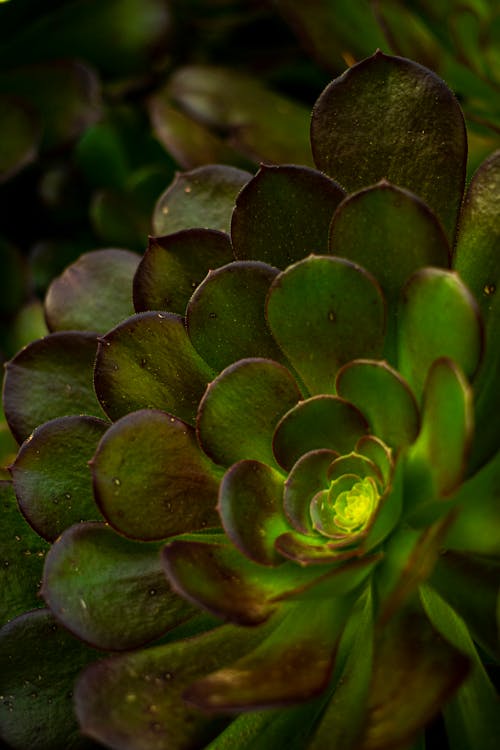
(0, 609, 102, 750)
(218, 460, 288, 566)
(231, 164, 345, 268)
(41, 522, 196, 651)
(91, 409, 221, 541)
(184, 595, 354, 713)
(152, 164, 251, 236)
(45, 249, 140, 334)
(284, 449, 338, 534)
(273, 395, 368, 472)
(398, 268, 483, 402)
(3, 332, 106, 444)
(10, 416, 107, 542)
(133, 229, 233, 315)
(197, 358, 301, 469)
(266, 255, 386, 394)
(311, 51, 466, 243)
(186, 261, 285, 371)
(336, 359, 420, 450)
(94, 312, 215, 426)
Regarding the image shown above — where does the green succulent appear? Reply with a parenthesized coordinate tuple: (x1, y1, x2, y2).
(1, 51, 500, 750)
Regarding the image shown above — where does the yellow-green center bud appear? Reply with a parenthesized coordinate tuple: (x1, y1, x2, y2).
(329, 476, 379, 533)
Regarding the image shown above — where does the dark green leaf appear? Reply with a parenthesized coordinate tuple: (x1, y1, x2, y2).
(284, 449, 338, 534)
(0, 95, 39, 181)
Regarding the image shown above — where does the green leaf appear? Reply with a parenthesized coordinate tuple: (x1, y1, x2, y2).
(336, 359, 420, 450)
(152, 164, 251, 236)
(454, 151, 500, 470)
(4, 332, 105, 443)
(187, 261, 285, 371)
(420, 585, 500, 750)
(404, 359, 473, 509)
(94, 312, 215, 426)
(92, 409, 221, 541)
(197, 358, 301, 468)
(266, 255, 386, 394)
(75, 618, 279, 750)
(0, 609, 101, 750)
(311, 51, 466, 243)
(10, 415, 107, 541)
(284, 449, 338, 534)
(275, 530, 369, 566)
(0, 481, 48, 626)
(168, 66, 314, 167)
(41, 523, 195, 651)
(0, 95, 39, 181)
(218, 460, 288, 566)
(133, 229, 233, 315)
(45, 249, 140, 334)
(231, 164, 344, 268)
(273, 396, 368, 472)
(398, 268, 483, 402)
(359, 602, 470, 750)
(328, 182, 450, 357)
(185, 597, 353, 712)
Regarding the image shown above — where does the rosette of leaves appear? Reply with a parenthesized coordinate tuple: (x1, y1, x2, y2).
(1, 52, 500, 750)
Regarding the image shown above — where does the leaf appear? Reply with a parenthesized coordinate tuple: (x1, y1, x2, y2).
(152, 164, 251, 236)
(311, 51, 466, 243)
(41, 523, 195, 651)
(284, 449, 338, 534)
(45, 249, 140, 334)
(94, 312, 215, 426)
(4, 331, 105, 443)
(0, 95, 39, 182)
(10, 415, 107, 541)
(266, 255, 386, 394)
(186, 260, 284, 371)
(0, 609, 101, 750)
(231, 164, 345, 268)
(197, 358, 301, 468)
(91, 409, 221, 541)
(218, 460, 288, 566)
(133, 229, 233, 315)
(0, 481, 48, 626)
(273, 396, 368, 472)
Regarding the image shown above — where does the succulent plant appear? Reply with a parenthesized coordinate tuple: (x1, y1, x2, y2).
(1, 51, 500, 750)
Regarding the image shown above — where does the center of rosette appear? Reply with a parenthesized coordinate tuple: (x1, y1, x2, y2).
(329, 475, 379, 533)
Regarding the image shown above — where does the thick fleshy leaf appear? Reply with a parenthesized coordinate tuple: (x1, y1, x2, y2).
(162, 538, 333, 626)
(152, 164, 251, 236)
(41, 523, 195, 651)
(3, 332, 105, 443)
(10, 416, 107, 542)
(0, 609, 101, 750)
(167, 66, 313, 166)
(133, 229, 233, 315)
(356, 436, 393, 485)
(231, 164, 344, 268)
(0, 481, 48, 625)
(185, 596, 353, 712)
(398, 268, 483, 401)
(421, 585, 500, 750)
(454, 151, 500, 469)
(197, 358, 301, 468)
(430, 551, 500, 660)
(359, 603, 469, 750)
(266, 256, 386, 394)
(92, 409, 221, 541)
(0, 95, 39, 181)
(45, 249, 140, 334)
(329, 182, 450, 356)
(445, 448, 500, 556)
(405, 359, 473, 508)
(284, 449, 338, 534)
(218, 460, 288, 566)
(75, 618, 279, 750)
(275, 531, 368, 566)
(336, 359, 420, 450)
(94, 312, 215, 426)
(273, 396, 368, 472)
(311, 51, 466, 243)
(187, 261, 284, 371)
